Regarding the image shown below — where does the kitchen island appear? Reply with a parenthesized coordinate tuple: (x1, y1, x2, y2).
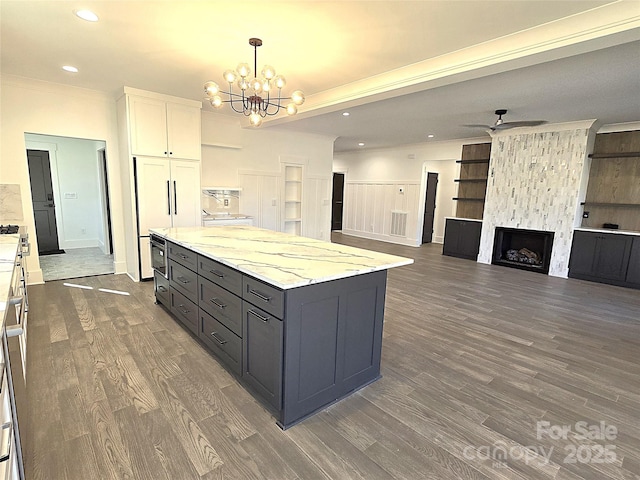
(149, 226, 413, 428)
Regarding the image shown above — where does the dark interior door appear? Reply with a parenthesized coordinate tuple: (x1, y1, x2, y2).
(422, 172, 438, 243)
(27, 149, 61, 254)
(331, 173, 345, 231)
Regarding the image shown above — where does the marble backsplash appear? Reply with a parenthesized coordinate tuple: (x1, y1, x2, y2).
(0, 184, 24, 223)
(478, 127, 594, 277)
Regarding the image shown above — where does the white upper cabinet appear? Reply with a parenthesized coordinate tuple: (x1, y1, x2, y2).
(129, 94, 201, 160)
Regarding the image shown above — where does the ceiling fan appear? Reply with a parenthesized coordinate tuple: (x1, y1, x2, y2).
(463, 109, 547, 131)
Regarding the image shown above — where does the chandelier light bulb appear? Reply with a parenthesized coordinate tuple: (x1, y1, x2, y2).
(237, 78, 249, 90)
(286, 103, 298, 115)
(291, 90, 305, 106)
(273, 75, 286, 89)
(262, 80, 271, 92)
(237, 63, 251, 78)
(261, 65, 276, 80)
(204, 81, 219, 97)
(249, 112, 263, 127)
(210, 96, 223, 108)
(250, 78, 263, 93)
(223, 70, 237, 83)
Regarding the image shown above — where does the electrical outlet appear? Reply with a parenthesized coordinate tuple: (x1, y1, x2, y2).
(224, 198, 229, 206)
(81, 228, 86, 234)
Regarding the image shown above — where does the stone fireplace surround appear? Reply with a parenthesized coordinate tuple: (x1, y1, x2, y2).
(477, 120, 597, 278)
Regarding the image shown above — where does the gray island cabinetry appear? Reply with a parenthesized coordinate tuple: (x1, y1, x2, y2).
(150, 226, 412, 428)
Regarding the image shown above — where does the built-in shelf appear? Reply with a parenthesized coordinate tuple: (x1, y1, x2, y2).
(283, 164, 303, 235)
(588, 152, 640, 159)
(581, 202, 640, 208)
(456, 159, 490, 164)
(454, 178, 487, 183)
(453, 197, 485, 202)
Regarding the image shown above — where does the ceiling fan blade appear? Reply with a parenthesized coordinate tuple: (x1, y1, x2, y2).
(462, 124, 493, 129)
(499, 120, 547, 128)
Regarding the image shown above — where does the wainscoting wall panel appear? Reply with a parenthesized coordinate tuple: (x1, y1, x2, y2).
(342, 181, 421, 246)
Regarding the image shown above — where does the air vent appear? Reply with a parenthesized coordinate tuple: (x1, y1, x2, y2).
(390, 211, 408, 237)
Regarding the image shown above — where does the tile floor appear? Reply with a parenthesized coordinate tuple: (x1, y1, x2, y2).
(39, 247, 115, 281)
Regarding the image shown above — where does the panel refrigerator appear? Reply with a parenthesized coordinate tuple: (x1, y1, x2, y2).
(134, 156, 200, 279)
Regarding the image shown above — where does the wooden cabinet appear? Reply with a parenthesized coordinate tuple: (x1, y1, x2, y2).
(627, 238, 640, 286)
(154, 240, 389, 428)
(569, 230, 637, 288)
(442, 218, 482, 260)
(129, 95, 201, 160)
(242, 301, 283, 409)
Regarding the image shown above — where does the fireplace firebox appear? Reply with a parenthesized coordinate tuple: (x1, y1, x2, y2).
(492, 227, 554, 274)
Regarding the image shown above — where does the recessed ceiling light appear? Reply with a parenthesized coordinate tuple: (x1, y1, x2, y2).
(358, 142, 365, 147)
(342, 112, 350, 116)
(427, 134, 435, 138)
(74, 9, 99, 22)
(62, 65, 79, 73)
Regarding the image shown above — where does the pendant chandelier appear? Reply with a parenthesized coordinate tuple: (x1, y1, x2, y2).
(204, 38, 305, 127)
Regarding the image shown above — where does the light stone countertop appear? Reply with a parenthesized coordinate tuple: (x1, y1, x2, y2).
(150, 226, 414, 290)
(445, 217, 483, 222)
(0, 234, 20, 326)
(575, 227, 640, 237)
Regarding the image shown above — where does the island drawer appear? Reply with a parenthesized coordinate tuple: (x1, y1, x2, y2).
(169, 259, 198, 304)
(199, 309, 242, 376)
(168, 242, 198, 271)
(154, 271, 170, 308)
(198, 276, 242, 337)
(242, 276, 284, 319)
(198, 256, 242, 296)
(170, 288, 198, 335)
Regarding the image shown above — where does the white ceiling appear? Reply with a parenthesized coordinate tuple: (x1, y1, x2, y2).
(2, 1, 639, 152)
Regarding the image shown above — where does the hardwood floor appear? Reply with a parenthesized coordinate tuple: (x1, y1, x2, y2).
(25, 234, 640, 479)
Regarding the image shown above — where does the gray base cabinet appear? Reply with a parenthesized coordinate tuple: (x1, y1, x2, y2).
(569, 231, 639, 289)
(443, 218, 482, 260)
(157, 240, 389, 428)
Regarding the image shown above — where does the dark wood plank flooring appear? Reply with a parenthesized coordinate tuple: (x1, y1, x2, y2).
(24, 233, 640, 479)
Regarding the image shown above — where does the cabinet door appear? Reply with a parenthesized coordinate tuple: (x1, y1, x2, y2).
(442, 218, 461, 257)
(594, 234, 632, 281)
(626, 237, 640, 285)
(569, 231, 599, 276)
(459, 221, 482, 259)
(129, 96, 168, 157)
(166, 103, 201, 160)
(135, 157, 172, 235)
(170, 160, 201, 228)
(242, 301, 283, 410)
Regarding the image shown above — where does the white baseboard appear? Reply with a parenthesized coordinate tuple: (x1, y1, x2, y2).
(341, 229, 421, 247)
(60, 238, 100, 249)
(114, 260, 127, 274)
(26, 268, 44, 285)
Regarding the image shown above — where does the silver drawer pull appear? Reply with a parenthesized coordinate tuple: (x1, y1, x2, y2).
(209, 269, 224, 278)
(0, 421, 12, 463)
(157, 286, 167, 293)
(209, 298, 226, 309)
(176, 276, 190, 284)
(177, 253, 189, 260)
(249, 289, 271, 303)
(177, 304, 190, 315)
(210, 332, 227, 345)
(248, 310, 269, 322)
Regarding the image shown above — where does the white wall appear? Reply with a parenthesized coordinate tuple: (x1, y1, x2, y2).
(24, 134, 107, 250)
(201, 112, 335, 241)
(333, 138, 487, 246)
(0, 75, 126, 284)
(478, 121, 597, 277)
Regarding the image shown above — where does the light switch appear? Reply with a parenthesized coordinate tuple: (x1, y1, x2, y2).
(64, 192, 77, 199)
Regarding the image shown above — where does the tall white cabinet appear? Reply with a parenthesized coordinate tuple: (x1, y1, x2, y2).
(118, 87, 202, 280)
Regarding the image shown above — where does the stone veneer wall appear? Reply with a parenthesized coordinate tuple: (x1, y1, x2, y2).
(478, 123, 596, 278)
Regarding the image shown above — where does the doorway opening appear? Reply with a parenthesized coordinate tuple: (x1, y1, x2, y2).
(25, 134, 115, 281)
(421, 172, 438, 244)
(331, 172, 345, 231)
